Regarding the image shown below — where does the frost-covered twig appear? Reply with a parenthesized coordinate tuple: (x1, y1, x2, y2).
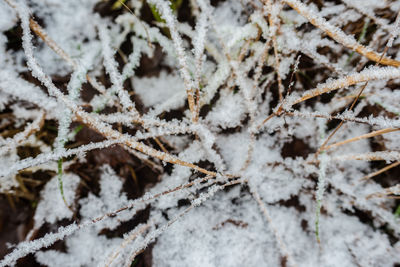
(0, 140, 122, 178)
(332, 151, 400, 162)
(0, 173, 236, 266)
(192, 4, 209, 121)
(0, 223, 80, 267)
(123, 177, 244, 266)
(288, 66, 400, 107)
(105, 223, 151, 267)
(97, 22, 139, 115)
(283, 0, 400, 67)
(12, 0, 216, 177)
(0, 111, 44, 154)
(147, 0, 197, 121)
(286, 110, 400, 128)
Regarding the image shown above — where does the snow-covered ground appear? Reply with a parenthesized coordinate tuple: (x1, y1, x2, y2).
(1, 0, 400, 266)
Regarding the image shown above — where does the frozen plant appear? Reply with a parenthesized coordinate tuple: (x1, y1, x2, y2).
(1, 0, 400, 266)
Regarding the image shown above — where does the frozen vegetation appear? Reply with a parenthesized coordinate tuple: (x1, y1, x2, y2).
(1, 0, 400, 266)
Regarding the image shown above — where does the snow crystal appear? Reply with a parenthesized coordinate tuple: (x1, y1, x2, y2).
(33, 173, 80, 229)
(133, 70, 185, 108)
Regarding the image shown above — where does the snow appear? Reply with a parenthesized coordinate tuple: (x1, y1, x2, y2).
(35, 165, 145, 267)
(98, 22, 135, 112)
(24, 0, 101, 76)
(33, 174, 80, 228)
(206, 90, 247, 129)
(133, 70, 185, 108)
(153, 190, 282, 267)
(0, 1, 16, 32)
(79, 165, 132, 231)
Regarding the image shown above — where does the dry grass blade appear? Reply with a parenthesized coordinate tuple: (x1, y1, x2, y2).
(124, 205, 194, 266)
(323, 128, 400, 151)
(250, 188, 296, 267)
(148, 0, 197, 123)
(257, 111, 278, 130)
(307, 151, 400, 165)
(290, 67, 400, 106)
(263, 0, 284, 101)
(332, 151, 400, 162)
(360, 161, 400, 181)
(29, 19, 76, 68)
(366, 184, 400, 199)
(333, 93, 372, 102)
(154, 137, 169, 154)
(105, 223, 151, 267)
(0, 111, 45, 154)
